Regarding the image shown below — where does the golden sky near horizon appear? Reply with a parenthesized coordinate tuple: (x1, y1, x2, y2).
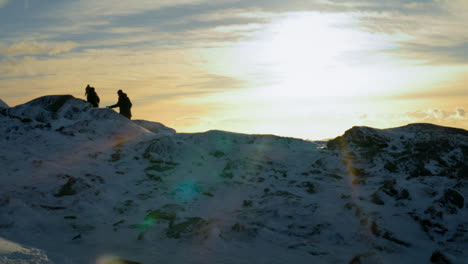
(1, 0, 467, 139)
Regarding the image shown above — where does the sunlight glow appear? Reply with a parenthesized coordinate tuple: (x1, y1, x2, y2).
(263, 13, 352, 70)
(176, 11, 468, 139)
(255, 13, 367, 98)
(247, 13, 417, 99)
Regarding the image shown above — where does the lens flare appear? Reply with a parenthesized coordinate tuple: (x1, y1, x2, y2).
(171, 180, 201, 202)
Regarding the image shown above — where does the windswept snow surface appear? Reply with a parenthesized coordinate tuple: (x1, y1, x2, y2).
(0, 96, 467, 264)
(0, 237, 51, 264)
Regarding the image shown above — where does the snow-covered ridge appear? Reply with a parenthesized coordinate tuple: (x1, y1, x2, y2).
(0, 95, 467, 264)
(0, 98, 8, 108)
(0, 95, 174, 146)
(328, 123, 467, 179)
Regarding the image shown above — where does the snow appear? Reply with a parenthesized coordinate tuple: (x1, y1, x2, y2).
(133, 119, 176, 135)
(0, 99, 8, 108)
(0, 95, 467, 264)
(0, 237, 52, 263)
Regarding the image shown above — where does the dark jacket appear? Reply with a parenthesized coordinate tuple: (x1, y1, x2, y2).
(86, 88, 100, 107)
(109, 93, 132, 119)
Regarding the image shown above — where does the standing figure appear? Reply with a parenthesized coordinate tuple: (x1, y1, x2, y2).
(107, 90, 132, 119)
(85, 84, 100, 107)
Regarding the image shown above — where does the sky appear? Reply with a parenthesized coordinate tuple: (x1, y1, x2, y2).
(1, 0, 467, 139)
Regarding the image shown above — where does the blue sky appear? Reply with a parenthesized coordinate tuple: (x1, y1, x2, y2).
(1, 0, 467, 139)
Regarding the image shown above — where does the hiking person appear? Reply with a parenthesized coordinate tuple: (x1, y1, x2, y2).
(107, 90, 132, 119)
(85, 84, 100, 107)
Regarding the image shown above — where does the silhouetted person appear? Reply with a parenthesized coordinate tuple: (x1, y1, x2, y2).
(107, 90, 132, 119)
(85, 84, 100, 107)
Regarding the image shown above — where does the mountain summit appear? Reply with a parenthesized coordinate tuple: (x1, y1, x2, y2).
(0, 96, 467, 264)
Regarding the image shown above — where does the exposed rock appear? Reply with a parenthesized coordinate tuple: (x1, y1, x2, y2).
(327, 126, 389, 151)
(54, 176, 91, 197)
(370, 192, 385, 205)
(143, 136, 180, 161)
(430, 250, 453, 264)
(165, 217, 210, 239)
(441, 189, 464, 210)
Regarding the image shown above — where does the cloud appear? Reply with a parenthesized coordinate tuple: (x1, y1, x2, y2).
(455, 108, 465, 118)
(328, 0, 445, 14)
(19, 1, 462, 60)
(347, 1, 468, 65)
(0, 0, 8, 8)
(52, 0, 220, 19)
(404, 108, 468, 123)
(47, 0, 335, 21)
(0, 41, 79, 56)
(28, 4, 271, 52)
(176, 74, 246, 91)
(0, 44, 247, 108)
(390, 70, 468, 101)
(395, 41, 468, 65)
(394, 86, 468, 100)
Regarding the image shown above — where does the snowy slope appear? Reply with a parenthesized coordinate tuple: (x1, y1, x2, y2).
(0, 96, 467, 264)
(0, 99, 8, 108)
(0, 237, 51, 264)
(0, 99, 9, 108)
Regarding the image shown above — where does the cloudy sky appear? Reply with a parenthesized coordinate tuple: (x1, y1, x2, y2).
(1, 0, 467, 139)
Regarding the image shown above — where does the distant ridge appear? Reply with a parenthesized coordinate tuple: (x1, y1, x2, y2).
(328, 123, 468, 149)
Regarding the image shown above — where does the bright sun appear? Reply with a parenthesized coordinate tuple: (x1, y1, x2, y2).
(252, 12, 397, 99)
(256, 14, 366, 96)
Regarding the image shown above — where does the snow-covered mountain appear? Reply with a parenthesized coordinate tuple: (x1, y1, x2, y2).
(0, 95, 466, 264)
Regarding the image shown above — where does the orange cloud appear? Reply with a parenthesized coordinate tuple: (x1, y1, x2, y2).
(0, 41, 78, 56)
